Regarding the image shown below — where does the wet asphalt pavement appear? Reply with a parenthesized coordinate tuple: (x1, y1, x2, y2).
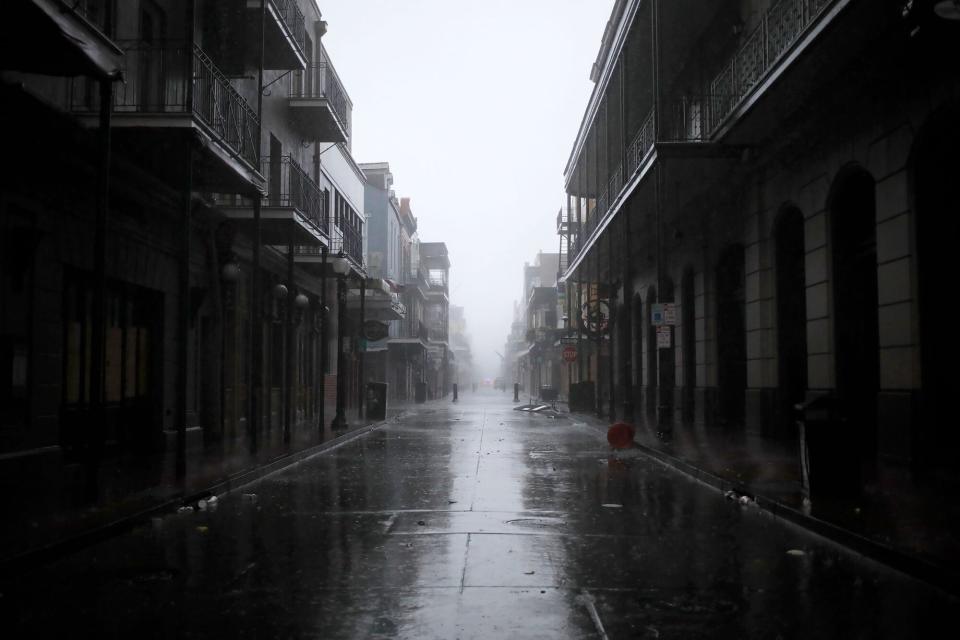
(2, 391, 955, 638)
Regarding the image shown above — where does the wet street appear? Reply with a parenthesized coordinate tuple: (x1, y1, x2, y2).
(3, 391, 954, 638)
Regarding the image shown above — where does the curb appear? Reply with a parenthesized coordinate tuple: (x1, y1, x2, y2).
(569, 412, 960, 598)
(0, 413, 402, 578)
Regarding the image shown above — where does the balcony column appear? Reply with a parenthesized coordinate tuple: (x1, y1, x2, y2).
(176, 151, 193, 482)
(357, 277, 365, 421)
(85, 78, 113, 502)
(576, 169, 584, 384)
(622, 205, 635, 421)
(608, 229, 616, 422)
(331, 263, 348, 431)
(284, 235, 295, 445)
(594, 246, 602, 418)
(319, 247, 327, 437)
(250, 195, 263, 454)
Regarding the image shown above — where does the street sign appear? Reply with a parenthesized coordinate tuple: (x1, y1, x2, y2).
(651, 303, 676, 326)
(656, 326, 672, 349)
(663, 303, 676, 325)
(562, 345, 577, 362)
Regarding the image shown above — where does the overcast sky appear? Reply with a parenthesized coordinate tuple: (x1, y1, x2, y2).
(319, 0, 614, 379)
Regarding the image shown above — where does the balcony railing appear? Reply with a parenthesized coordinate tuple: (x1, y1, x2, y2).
(625, 109, 655, 176)
(709, 0, 834, 132)
(429, 322, 448, 343)
(330, 220, 363, 267)
(71, 41, 259, 168)
(270, 0, 306, 54)
(264, 155, 328, 235)
(290, 62, 352, 134)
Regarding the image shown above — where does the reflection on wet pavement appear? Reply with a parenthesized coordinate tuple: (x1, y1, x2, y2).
(2, 391, 955, 638)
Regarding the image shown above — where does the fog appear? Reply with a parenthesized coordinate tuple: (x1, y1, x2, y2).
(319, 0, 614, 379)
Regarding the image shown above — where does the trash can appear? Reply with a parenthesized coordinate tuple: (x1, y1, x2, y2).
(539, 386, 558, 403)
(415, 382, 427, 404)
(568, 381, 595, 413)
(366, 382, 387, 421)
(796, 396, 859, 500)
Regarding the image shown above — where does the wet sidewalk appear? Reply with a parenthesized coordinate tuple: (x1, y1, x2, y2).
(0, 401, 415, 574)
(566, 404, 960, 593)
(2, 390, 955, 638)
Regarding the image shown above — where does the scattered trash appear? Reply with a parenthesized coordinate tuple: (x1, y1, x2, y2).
(739, 495, 753, 506)
(524, 570, 536, 575)
(787, 549, 806, 557)
(198, 496, 219, 511)
(448, 500, 458, 504)
(196, 526, 209, 534)
(177, 506, 194, 514)
(601, 503, 623, 509)
(540, 590, 546, 594)
(417, 520, 426, 526)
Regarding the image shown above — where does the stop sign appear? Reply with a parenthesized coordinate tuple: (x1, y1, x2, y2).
(562, 345, 577, 362)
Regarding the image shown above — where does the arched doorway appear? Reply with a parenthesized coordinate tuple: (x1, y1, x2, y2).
(830, 166, 879, 476)
(913, 106, 960, 468)
(716, 245, 746, 427)
(681, 268, 696, 422)
(645, 286, 657, 422)
(774, 206, 807, 436)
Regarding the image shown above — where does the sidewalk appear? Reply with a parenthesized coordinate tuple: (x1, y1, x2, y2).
(0, 401, 416, 575)
(566, 405, 960, 595)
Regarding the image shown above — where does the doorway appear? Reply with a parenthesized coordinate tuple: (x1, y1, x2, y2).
(716, 245, 746, 426)
(830, 167, 879, 474)
(774, 206, 807, 435)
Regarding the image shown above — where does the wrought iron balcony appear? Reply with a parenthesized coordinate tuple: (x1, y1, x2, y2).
(247, 0, 307, 70)
(329, 220, 363, 269)
(709, 0, 834, 133)
(289, 62, 352, 142)
(263, 155, 328, 236)
(214, 155, 327, 246)
(71, 40, 260, 172)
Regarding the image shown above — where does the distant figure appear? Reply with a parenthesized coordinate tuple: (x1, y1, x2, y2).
(452, 383, 458, 402)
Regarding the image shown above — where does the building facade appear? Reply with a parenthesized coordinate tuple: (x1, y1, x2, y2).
(558, 0, 960, 487)
(1, 0, 372, 558)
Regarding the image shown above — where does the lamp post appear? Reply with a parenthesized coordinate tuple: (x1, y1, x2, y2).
(330, 255, 350, 431)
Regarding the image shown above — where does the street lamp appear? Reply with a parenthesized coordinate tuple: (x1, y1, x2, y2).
(330, 255, 350, 431)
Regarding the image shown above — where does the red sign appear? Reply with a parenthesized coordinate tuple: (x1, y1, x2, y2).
(562, 345, 578, 363)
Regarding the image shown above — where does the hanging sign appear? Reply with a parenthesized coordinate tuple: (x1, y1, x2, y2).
(656, 326, 672, 349)
(363, 320, 389, 341)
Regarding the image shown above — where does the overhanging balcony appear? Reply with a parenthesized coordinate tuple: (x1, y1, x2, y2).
(288, 62, 352, 143)
(217, 155, 328, 246)
(4, 0, 123, 79)
(246, 0, 307, 71)
(70, 40, 262, 194)
(329, 220, 364, 271)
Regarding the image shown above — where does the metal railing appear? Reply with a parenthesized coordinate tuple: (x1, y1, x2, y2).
(709, 0, 834, 132)
(71, 41, 260, 168)
(263, 155, 328, 235)
(290, 62, 352, 134)
(625, 109, 656, 176)
(269, 0, 306, 55)
(429, 322, 449, 343)
(330, 219, 363, 267)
